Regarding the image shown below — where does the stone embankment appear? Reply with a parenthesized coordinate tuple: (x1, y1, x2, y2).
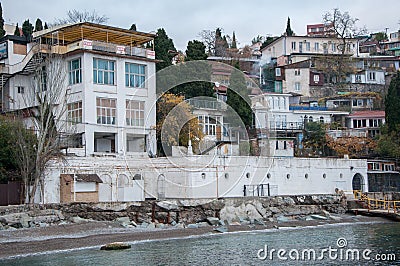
(0, 195, 347, 230)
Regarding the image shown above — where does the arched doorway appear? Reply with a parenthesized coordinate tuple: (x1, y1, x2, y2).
(352, 173, 365, 192)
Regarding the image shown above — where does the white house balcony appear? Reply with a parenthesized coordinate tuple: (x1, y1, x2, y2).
(187, 98, 227, 111)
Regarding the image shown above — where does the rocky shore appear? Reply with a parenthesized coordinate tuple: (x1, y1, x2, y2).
(0, 195, 393, 259)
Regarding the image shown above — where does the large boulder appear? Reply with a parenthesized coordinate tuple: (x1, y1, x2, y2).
(156, 201, 178, 210)
(100, 242, 131, 251)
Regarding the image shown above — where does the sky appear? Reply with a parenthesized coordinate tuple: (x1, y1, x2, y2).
(2, 0, 400, 51)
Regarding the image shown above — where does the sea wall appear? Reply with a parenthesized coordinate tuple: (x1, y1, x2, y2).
(41, 155, 368, 203)
(0, 194, 349, 229)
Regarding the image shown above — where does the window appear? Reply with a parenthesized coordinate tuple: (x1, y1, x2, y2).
(320, 116, 324, 123)
(295, 69, 300, 76)
(384, 164, 394, 171)
(38, 66, 47, 92)
(305, 42, 310, 51)
(283, 141, 287, 150)
(314, 42, 319, 52)
(126, 100, 144, 126)
(331, 43, 336, 52)
(198, 115, 220, 136)
(308, 116, 313, 122)
(355, 74, 362, 83)
(17, 86, 24, 94)
(368, 72, 376, 81)
(275, 68, 281, 77)
(276, 141, 279, 150)
(96, 98, 116, 125)
(313, 74, 320, 83)
(291, 42, 296, 50)
(93, 58, 115, 85)
(67, 101, 82, 125)
(68, 58, 82, 85)
(294, 82, 301, 91)
(125, 63, 146, 88)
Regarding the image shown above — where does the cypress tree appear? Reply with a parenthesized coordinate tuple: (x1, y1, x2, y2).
(129, 24, 137, 31)
(385, 71, 400, 132)
(231, 31, 237, 49)
(44, 22, 48, 30)
(14, 23, 20, 36)
(0, 3, 5, 38)
(34, 18, 43, 32)
(285, 17, 294, 36)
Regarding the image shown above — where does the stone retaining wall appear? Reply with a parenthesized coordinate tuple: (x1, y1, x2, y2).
(0, 194, 349, 229)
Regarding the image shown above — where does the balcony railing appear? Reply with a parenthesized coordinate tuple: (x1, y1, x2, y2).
(289, 105, 328, 111)
(269, 121, 304, 130)
(187, 99, 227, 110)
(327, 129, 367, 138)
(63, 40, 152, 58)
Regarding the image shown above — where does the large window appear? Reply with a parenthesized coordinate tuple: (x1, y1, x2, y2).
(126, 100, 145, 126)
(198, 115, 221, 136)
(67, 101, 82, 124)
(96, 98, 116, 125)
(125, 63, 146, 88)
(68, 58, 82, 85)
(291, 42, 296, 50)
(93, 58, 115, 85)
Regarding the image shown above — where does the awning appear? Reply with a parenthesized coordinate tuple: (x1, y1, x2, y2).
(60, 174, 103, 183)
(33, 22, 155, 46)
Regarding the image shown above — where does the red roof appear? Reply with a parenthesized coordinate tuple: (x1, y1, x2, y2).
(348, 110, 385, 118)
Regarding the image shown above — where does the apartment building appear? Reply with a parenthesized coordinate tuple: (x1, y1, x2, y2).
(0, 22, 157, 157)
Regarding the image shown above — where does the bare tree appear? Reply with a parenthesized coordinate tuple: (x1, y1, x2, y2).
(321, 8, 367, 84)
(14, 52, 69, 203)
(198, 29, 216, 55)
(55, 9, 109, 25)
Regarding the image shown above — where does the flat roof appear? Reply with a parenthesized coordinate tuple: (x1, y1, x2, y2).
(32, 22, 155, 46)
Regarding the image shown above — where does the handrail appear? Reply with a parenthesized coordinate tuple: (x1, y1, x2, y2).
(352, 190, 400, 214)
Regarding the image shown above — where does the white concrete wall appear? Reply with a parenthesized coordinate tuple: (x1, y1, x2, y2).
(42, 155, 368, 203)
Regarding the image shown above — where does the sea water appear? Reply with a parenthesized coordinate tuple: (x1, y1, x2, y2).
(2, 222, 400, 265)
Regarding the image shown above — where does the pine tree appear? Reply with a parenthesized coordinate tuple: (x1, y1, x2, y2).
(154, 28, 176, 72)
(385, 71, 400, 132)
(44, 23, 48, 30)
(34, 18, 43, 32)
(14, 23, 20, 36)
(22, 19, 34, 41)
(285, 17, 294, 36)
(231, 31, 237, 49)
(0, 3, 5, 38)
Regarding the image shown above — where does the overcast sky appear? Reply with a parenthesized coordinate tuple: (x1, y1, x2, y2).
(2, 0, 400, 51)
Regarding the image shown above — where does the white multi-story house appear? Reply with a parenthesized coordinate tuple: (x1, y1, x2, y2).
(0, 22, 157, 157)
(346, 110, 385, 138)
(252, 93, 348, 132)
(261, 35, 358, 66)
